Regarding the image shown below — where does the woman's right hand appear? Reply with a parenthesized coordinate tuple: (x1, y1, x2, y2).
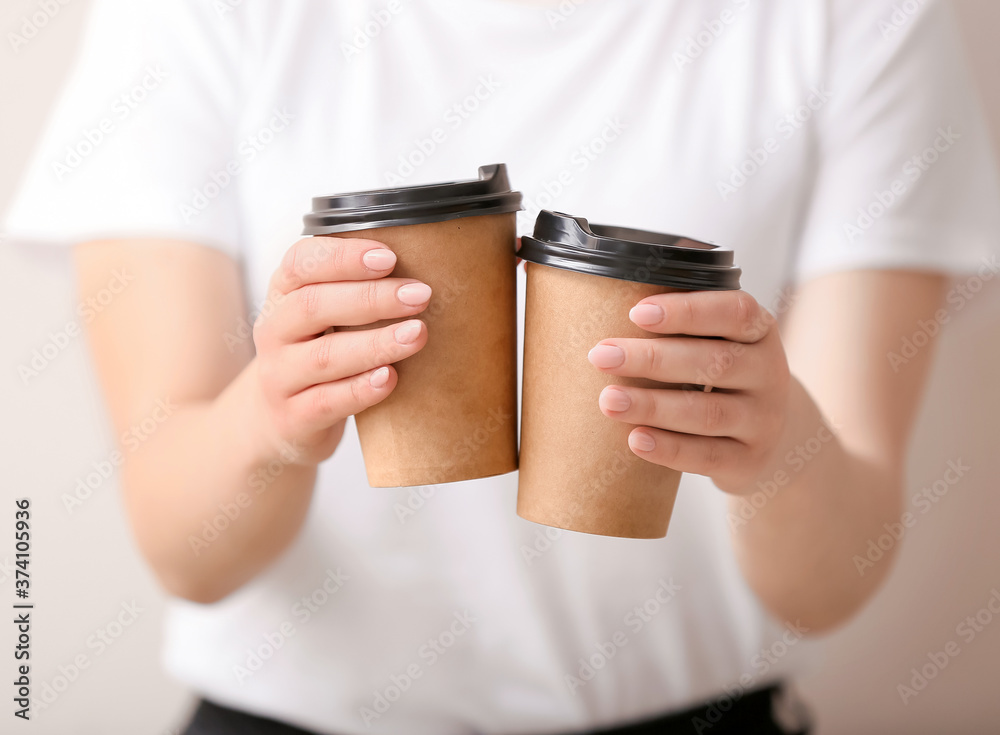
(252, 236, 431, 466)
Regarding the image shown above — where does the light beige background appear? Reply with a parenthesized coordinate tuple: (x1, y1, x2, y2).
(1, 1, 998, 733)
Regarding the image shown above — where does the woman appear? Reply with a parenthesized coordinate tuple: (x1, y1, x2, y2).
(6, 0, 999, 733)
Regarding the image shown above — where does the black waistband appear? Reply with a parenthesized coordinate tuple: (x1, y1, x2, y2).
(181, 684, 806, 735)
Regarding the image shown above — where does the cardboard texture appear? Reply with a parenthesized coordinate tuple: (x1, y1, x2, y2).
(517, 263, 683, 539)
(333, 213, 519, 487)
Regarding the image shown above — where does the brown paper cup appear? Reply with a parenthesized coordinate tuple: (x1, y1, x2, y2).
(303, 165, 522, 487)
(333, 213, 518, 487)
(516, 210, 741, 539)
(517, 263, 682, 538)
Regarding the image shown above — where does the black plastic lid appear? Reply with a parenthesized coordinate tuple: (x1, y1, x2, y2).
(302, 164, 522, 235)
(519, 211, 741, 291)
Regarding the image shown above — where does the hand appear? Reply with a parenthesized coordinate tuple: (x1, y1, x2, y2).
(252, 237, 431, 465)
(588, 290, 791, 494)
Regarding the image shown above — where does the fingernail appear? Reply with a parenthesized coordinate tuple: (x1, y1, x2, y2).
(394, 321, 421, 345)
(362, 248, 396, 270)
(397, 282, 432, 306)
(370, 367, 390, 388)
(630, 303, 663, 326)
(629, 431, 656, 453)
(588, 344, 625, 369)
(599, 387, 631, 413)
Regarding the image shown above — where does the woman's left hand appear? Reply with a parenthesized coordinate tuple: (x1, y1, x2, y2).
(588, 290, 792, 494)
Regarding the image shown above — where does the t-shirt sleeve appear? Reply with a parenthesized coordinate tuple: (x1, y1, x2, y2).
(792, 0, 1000, 282)
(2, 0, 244, 258)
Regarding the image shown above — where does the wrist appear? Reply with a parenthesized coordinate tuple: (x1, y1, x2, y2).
(732, 378, 837, 497)
(217, 359, 318, 470)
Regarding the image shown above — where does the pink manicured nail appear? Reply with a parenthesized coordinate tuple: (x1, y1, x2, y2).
(588, 344, 625, 369)
(362, 248, 396, 270)
(397, 283, 432, 306)
(394, 321, 422, 345)
(599, 387, 631, 413)
(370, 367, 390, 388)
(630, 303, 663, 326)
(629, 431, 656, 453)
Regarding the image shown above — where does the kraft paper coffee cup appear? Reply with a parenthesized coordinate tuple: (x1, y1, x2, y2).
(517, 211, 741, 538)
(302, 165, 521, 487)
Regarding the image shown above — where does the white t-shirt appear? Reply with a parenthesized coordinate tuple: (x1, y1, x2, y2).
(6, 1, 1000, 733)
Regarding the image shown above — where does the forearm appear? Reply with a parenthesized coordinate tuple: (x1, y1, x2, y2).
(728, 378, 903, 632)
(596, 274, 944, 632)
(76, 236, 424, 603)
(122, 360, 320, 604)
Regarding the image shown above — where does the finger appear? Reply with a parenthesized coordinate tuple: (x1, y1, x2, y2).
(627, 427, 749, 480)
(599, 386, 754, 440)
(273, 320, 427, 396)
(587, 337, 766, 389)
(270, 237, 398, 294)
(628, 290, 775, 343)
(286, 365, 398, 435)
(263, 279, 432, 343)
